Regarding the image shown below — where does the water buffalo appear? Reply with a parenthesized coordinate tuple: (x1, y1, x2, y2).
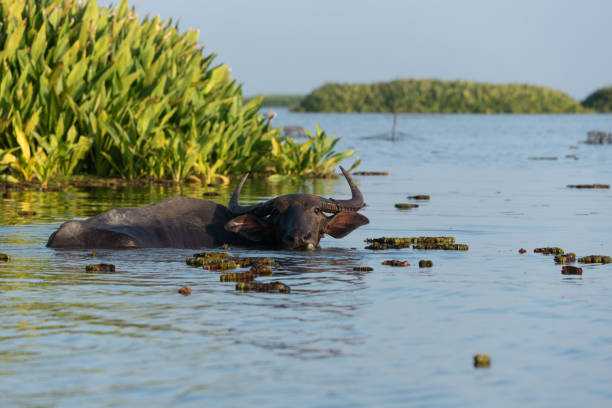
(47, 167, 369, 249)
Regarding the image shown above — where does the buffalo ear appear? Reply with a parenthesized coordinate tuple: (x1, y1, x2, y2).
(325, 212, 369, 239)
(224, 215, 270, 242)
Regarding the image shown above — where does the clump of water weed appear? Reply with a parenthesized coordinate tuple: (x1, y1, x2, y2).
(528, 157, 558, 160)
(203, 261, 239, 271)
(577, 255, 612, 264)
(554, 253, 576, 264)
(18, 210, 37, 216)
(353, 266, 374, 271)
(561, 266, 583, 275)
(419, 260, 433, 268)
(518, 248, 527, 254)
(395, 203, 419, 209)
(186, 252, 231, 266)
(85, 264, 115, 272)
(236, 281, 291, 293)
(365, 236, 455, 250)
(352, 171, 389, 176)
(0, 253, 10, 261)
(413, 243, 468, 251)
(534, 247, 564, 255)
(178, 287, 191, 296)
(473, 354, 491, 368)
(407, 195, 430, 200)
(220, 266, 273, 282)
(382, 260, 409, 267)
(567, 184, 609, 189)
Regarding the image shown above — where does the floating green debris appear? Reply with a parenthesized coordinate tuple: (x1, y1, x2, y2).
(220, 266, 273, 282)
(186, 257, 204, 267)
(518, 248, 526, 254)
(407, 195, 430, 200)
(365, 241, 410, 250)
(236, 281, 291, 293)
(413, 243, 468, 251)
(352, 171, 389, 176)
(577, 255, 612, 264)
(90, 250, 98, 257)
(187, 252, 276, 271)
(193, 251, 231, 260)
(220, 244, 231, 250)
(561, 266, 583, 275)
(203, 261, 239, 271)
(353, 266, 374, 271)
(419, 260, 433, 268)
(382, 260, 409, 267)
(554, 253, 576, 264)
(365, 236, 455, 250)
(203, 192, 220, 197)
(178, 287, 191, 296)
(85, 264, 115, 272)
(395, 203, 419, 209)
(365, 237, 455, 244)
(0, 253, 10, 261)
(221, 272, 255, 282)
(567, 184, 610, 189)
(473, 354, 491, 368)
(234, 257, 276, 267)
(534, 247, 564, 255)
(18, 210, 37, 216)
(187, 252, 231, 266)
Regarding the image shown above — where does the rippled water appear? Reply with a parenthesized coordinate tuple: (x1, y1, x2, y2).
(2, 111, 612, 407)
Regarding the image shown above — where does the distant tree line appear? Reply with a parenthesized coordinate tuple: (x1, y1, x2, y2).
(582, 87, 612, 112)
(251, 81, 612, 113)
(248, 94, 304, 109)
(292, 79, 590, 113)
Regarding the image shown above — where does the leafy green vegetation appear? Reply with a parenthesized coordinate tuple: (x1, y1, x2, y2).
(0, 0, 354, 186)
(582, 87, 612, 112)
(268, 125, 359, 179)
(295, 79, 587, 113)
(247, 94, 305, 108)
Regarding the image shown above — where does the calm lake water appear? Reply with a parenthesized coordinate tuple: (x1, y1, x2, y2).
(1, 110, 612, 407)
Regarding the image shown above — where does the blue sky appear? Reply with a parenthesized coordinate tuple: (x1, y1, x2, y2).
(101, 0, 611, 99)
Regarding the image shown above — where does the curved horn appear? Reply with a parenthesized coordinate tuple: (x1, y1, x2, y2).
(228, 173, 274, 216)
(320, 166, 366, 213)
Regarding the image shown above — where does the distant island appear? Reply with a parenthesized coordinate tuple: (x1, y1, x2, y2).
(582, 87, 612, 112)
(251, 80, 612, 113)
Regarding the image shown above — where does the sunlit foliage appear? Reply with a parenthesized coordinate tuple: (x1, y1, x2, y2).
(0, 0, 354, 185)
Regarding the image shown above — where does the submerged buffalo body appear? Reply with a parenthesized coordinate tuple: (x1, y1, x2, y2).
(47, 167, 369, 249)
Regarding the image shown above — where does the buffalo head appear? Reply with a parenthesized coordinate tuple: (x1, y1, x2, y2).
(224, 166, 369, 249)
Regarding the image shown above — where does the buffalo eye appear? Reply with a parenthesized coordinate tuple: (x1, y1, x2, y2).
(269, 208, 280, 217)
(314, 208, 322, 214)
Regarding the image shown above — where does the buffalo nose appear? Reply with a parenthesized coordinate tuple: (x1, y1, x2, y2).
(282, 235, 297, 247)
(282, 232, 315, 249)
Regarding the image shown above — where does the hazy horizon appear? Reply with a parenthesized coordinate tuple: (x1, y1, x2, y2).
(101, 0, 611, 100)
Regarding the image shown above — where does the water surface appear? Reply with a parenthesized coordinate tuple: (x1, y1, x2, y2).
(2, 111, 612, 406)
